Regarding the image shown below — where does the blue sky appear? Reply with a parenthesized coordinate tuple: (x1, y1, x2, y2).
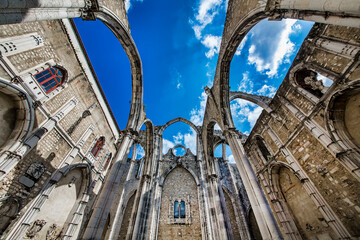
(74, 0, 314, 160)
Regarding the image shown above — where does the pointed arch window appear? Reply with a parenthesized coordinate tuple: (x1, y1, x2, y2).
(34, 66, 65, 93)
(103, 152, 112, 170)
(91, 137, 105, 157)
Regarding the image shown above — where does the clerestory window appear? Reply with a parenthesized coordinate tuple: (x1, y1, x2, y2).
(34, 66, 64, 93)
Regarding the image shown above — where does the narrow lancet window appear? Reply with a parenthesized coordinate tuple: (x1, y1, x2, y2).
(180, 201, 185, 218)
(174, 201, 179, 219)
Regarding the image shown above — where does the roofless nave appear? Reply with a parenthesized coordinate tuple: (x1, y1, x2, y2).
(0, 0, 359, 239)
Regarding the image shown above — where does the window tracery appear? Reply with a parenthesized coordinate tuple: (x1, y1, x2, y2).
(34, 66, 65, 94)
(91, 137, 105, 158)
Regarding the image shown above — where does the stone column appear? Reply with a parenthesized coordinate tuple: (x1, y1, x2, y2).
(224, 128, 282, 240)
(0, 33, 44, 56)
(5, 124, 93, 240)
(196, 135, 215, 240)
(148, 132, 163, 240)
(82, 130, 135, 240)
(0, 98, 78, 180)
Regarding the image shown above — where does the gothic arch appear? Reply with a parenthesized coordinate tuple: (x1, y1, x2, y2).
(0, 79, 34, 153)
(229, 91, 273, 113)
(269, 162, 337, 239)
(94, 10, 144, 131)
(288, 63, 336, 102)
(325, 80, 360, 164)
(254, 134, 274, 163)
(159, 165, 200, 187)
(159, 117, 200, 135)
(216, 1, 360, 130)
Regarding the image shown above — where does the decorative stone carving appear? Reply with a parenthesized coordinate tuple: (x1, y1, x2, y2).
(304, 71, 327, 93)
(26, 219, 46, 238)
(46, 224, 62, 240)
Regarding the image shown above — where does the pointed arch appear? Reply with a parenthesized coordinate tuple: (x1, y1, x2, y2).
(159, 117, 200, 135)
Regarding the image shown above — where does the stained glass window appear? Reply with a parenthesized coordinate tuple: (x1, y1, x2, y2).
(34, 66, 64, 93)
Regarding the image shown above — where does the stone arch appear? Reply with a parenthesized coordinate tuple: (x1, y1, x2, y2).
(217, 1, 360, 130)
(171, 144, 187, 156)
(159, 164, 200, 187)
(158, 166, 202, 239)
(288, 64, 336, 102)
(0, 79, 34, 153)
(325, 80, 360, 164)
(26, 162, 91, 239)
(94, 10, 144, 131)
(229, 91, 273, 113)
(159, 117, 200, 135)
(0, 196, 21, 237)
(269, 163, 337, 239)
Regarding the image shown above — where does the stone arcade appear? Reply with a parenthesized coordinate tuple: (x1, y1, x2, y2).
(0, 0, 359, 239)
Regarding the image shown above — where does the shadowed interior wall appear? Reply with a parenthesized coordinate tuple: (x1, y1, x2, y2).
(118, 191, 136, 240)
(158, 167, 201, 239)
(279, 167, 337, 239)
(223, 188, 240, 240)
(0, 92, 17, 148)
(344, 92, 360, 147)
(248, 209, 262, 240)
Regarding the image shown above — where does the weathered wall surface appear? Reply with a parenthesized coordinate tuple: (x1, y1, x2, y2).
(158, 167, 202, 240)
(244, 23, 360, 238)
(0, 18, 118, 239)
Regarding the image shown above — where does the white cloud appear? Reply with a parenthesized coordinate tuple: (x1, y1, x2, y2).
(136, 146, 145, 158)
(173, 132, 184, 145)
(125, 0, 131, 11)
(257, 84, 277, 97)
(247, 19, 299, 77)
(184, 129, 197, 153)
(191, 0, 224, 39)
(163, 138, 175, 154)
(235, 35, 248, 56)
(125, 0, 144, 12)
(237, 72, 254, 93)
(230, 99, 262, 128)
(228, 154, 235, 163)
(201, 34, 222, 58)
(190, 91, 208, 126)
(247, 106, 262, 127)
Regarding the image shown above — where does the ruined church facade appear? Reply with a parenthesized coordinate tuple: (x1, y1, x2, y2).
(0, 0, 359, 239)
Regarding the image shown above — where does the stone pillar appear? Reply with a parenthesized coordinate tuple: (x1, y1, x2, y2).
(5, 124, 93, 240)
(148, 132, 163, 240)
(82, 131, 135, 240)
(224, 128, 282, 240)
(0, 98, 78, 180)
(196, 135, 215, 240)
(0, 33, 44, 56)
(107, 143, 138, 239)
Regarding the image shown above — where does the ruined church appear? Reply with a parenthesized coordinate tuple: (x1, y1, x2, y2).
(0, 0, 359, 239)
